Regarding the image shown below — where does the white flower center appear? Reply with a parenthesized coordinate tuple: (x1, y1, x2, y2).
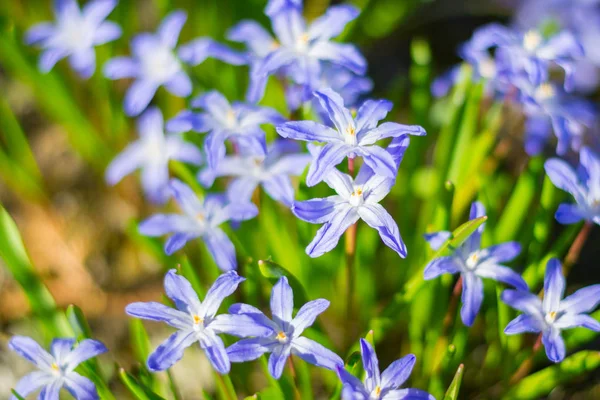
(50, 362, 63, 377)
(275, 331, 288, 344)
(535, 83, 555, 101)
(349, 187, 364, 207)
(465, 252, 480, 270)
(369, 386, 382, 399)
(545, 311, 557, 325)
(144, 136, 167, 164)
(523, 30, 543, 52)
(295, 33, 310, 53)
(478, 58, 496, 79)
(344, 124, 357, 146)
(142, 45, 181, 83)
(192, 314, 205, 332)
(57, 16, 95, 52)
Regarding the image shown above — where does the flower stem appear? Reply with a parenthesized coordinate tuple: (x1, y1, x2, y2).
(345, 157, 358, 345)
(443, 276, 463, 333)
(563, 221, 593, 275)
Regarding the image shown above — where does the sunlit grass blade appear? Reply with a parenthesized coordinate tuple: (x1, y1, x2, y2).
(443, 364, 464, 400)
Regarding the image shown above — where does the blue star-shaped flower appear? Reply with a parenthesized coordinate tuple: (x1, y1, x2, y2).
(424, 202, 528, 326)
(544, 146, 600, 225)
(502, 258, 600, 362)
(9, 336, 107, 400)
(139, 179, 257, 271)
(226, 276, 343, 379)
(25, 0, 121, 78)
(277, 88, 425, 186)
(126, 269, 273, 374)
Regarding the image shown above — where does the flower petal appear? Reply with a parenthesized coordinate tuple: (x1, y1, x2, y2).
(38, 380, 62, 400)
(50, 339, 75, 363)
(306, 142, 352, 187)
(423, 231, 451, 251)
(382, 388, 435, 400)
(125, 301, 191, 330)
(313, 88, 354, 133)
(164, 269, 202, 315)
(82, 0, 117, 24)
(306, 206, 359, 257)
(309, 42, 366, 75)
(461, 273, 484, 327)
(277, 121, 341, 143)
(380, 354, 417, 392)
(543, 258, 565, 314)
(423, 256, 459, 279)
(357, 203, 407, 257)
(138, 214, 196, 237)
(291, 336, 343, 371)
(124, 79, 158, 117)
(39, 48, 68, 72)
(93, 21, 122, 45)
(64, 371, 99, 400)
(211, 314, 275, 337)
(476, 264, 528, 290)
(358, 145, 398, 179)
(158, 10, 187, 48)
(484, 242, 521, 263)
(165, 71, 192, 97)
(8, 336, 54, 369)
(11, 371, 53, 400)
(62, 339, 107, 372)
(199, 330, 231, 374)
(559, 284, 600, 314)
(262, 175, 295, 207)
(501, 289, 544, 318)
(359, 122, 425, 146)
(554, 313, 600, 331)
(268, 344, 291, 379)
(355, 99, 393, 133)
(169, 179, 204, 216)
(504, 314, 544, 334)
(103, 57, 138, 79)
(25, 23, 55, 45)
(105, 142, 144, 185)
(307, 5, 359, 41)
(544, 158, 587, 203)
(290, 299, 329, 336)
(271, 276, 294, 326)
(292, 198, 340, 224)
(203, 228, 237, 272)
(179, 38, 247, 66)
(227, 337, 276, 362)
(359, 338, 381, 391)
(542, 328, 566, 363)
(202, 271, 245, 318)
(147, 330, 197, 371)
(555, 203, 586, 224)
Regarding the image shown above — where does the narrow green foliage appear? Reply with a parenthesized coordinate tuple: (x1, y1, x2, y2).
(258, 259, 309, 305)
(119, 368, 167, 400)
(443, 364, 464, 400)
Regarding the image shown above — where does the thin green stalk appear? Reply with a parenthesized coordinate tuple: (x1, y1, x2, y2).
(345, 157, 358, 346)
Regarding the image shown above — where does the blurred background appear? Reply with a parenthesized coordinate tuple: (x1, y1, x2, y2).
(1, 0, 599, 399)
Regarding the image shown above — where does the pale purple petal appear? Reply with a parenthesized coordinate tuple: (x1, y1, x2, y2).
(542, 328, 565, 363)
(277, 121, 341, 143)
(147, 330, 197, 371)
(423, 231, 451, 251)
(358, 122, 426, 146)
(62, 339, 107, 372)
(11, 371, 53, 400)
(158, 10, 187, 48)
(163, 269, 202, 314)
(227, 338, 276, 362)
(306, 142, 352, 186)
(124, 79, 159, 116)
(290, 299, 329, 336)
(271, 276, 294, 325)
(179, 38, 247, 66)
(82, 0, 117, 24)
(38, 380, 62, 400)
(504, 314, 544, 334)
(382, 388, 435, 400)
(554, 314, 600, 331)
(39, 48, 68, 72)
(292, 198, 340, 224)
(559, 285, 600, 314)
(268, 344, 291, 379)
(104, 143, 144, 185)
(359, 339, 381, 391)
(8, 336, 54, 369)
(307, 5, 359, 41)
(313, 88, 353, 133)
(263, 175, 295, 206)
(169, 179, 204, 216)
(103, 57, 138, 79)
(461, 273, 484, 327)
(476, 264, 528, 290)
(309, 42, 366, 75)
(543, 258, 565, 314)
(50, 339, 75, 363)
(165, 71, 192, 97)
(93, 21, 122, 45)
(380, 354, 416, 391)
(204, 228, 237, 271)
(125, 302, 191, 330)
(555, 204, 586, 224)
(202, 271, 245, 318)
(291, 336, 343, 371)
(64, 372, 99, 400)
(358, 145, 398, 179)
(484, 242, 521, 263)
(25, 23, 55, 45)
(211, 314, 275, 337)
(423, 256, 459, 279)
(357, 203, 407, 257)
(501, 289, 544, 318)
(355, 99, 393, 133)
(141, 162, 169, 204)
(306, 206, 359, 257)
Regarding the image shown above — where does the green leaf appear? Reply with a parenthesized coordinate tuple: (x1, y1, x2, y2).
(119, 368, 167, 400)
(0, 204, 71, 338)
(258, 259, 308, 305)
(66, 305, 93, 339)
(11, 390, 26, 400)
(505, 351, 600, 399)
(443, 364, 464, 400)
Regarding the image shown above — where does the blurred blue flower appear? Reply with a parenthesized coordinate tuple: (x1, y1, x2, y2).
(424, 202, 528, 327)
(103, 10, 245, 116)
(199, 140, 311, 207)
(337, 338, 434, 400)
(278, 88, 425, 186)
(126, 269, 273, 374)
(25, 0, 121, 78)
(139, 179, 257, 270)
(226, 276, 343, 379)
(105, 107, 202, 204)
(292, 136, 410, 258)
(544, 147, 600, 225)
(520, 82, 595, 156)
(227, 2, 366, 103)
(167, 91, 285, 169)
(9, 336, 107, 400)
(502, 258, 600, 362)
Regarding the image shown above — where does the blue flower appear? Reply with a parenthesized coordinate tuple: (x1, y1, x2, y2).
(519, 82, 595, 156)
(544, 147, 600, 225)
(139, 179, 257, 271)
(9, 336, 107, 400)
(424, 202, 528, 327)
(25, 0, 121, 78)
(167, 91, 285, 169)
(199, 140, 311, 207)
(277, 88, 426, 186)
(337, 338, 434, 400)
(227, 2, 366, 103)
(502, 258, 600, 362)
(126, 269, 273, 374)
(105, 107, 203, 204)
(226, 276, 343, 379)
(292, 136, 410, 258)
(103, 10, 245, 116)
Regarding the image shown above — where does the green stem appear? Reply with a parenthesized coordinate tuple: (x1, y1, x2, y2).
(345, 157, 358, 346)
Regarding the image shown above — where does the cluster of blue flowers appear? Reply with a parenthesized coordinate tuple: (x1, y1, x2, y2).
(12, 0, 600, 398)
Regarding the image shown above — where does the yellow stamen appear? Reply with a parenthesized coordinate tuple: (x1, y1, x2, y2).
(524, 30, 542, 51)
(270, 40, 280, 50)
(299, 33, 309, 44)
(276, 331, 287, 341)
(196, 213, 205, 221)
(549, 311, 557, 319)
(374, 386, 382, 396)
(537, 83, 555, 99)
(193, 315, 204, 325)
(351, 188, 363, 197)
(51, 363, 59, 371)
(346, 125, 356, 136)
